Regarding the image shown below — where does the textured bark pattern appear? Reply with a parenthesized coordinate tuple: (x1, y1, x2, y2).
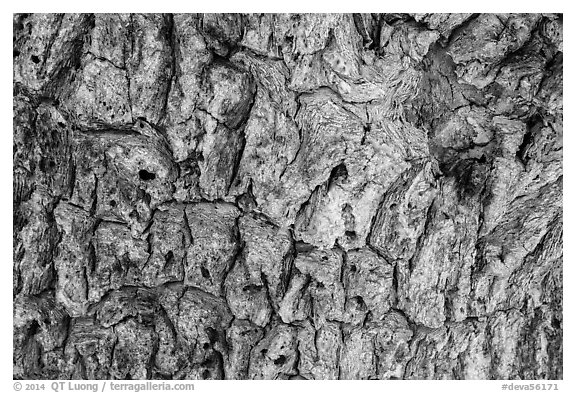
(13, 13, 563, 380)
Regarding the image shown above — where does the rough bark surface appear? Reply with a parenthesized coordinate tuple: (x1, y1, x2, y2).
(13, 13, 563, 380)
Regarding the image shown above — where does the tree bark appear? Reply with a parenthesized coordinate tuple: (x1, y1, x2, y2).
(13, 13, 563, 380)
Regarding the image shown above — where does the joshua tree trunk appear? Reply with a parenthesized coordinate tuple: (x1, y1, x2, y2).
(13, 13, 563, 380)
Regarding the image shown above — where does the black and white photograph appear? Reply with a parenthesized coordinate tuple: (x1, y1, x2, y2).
(9, 5, 569, 390)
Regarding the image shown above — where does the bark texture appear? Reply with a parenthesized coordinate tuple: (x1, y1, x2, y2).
(13, 13, 563, 380)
